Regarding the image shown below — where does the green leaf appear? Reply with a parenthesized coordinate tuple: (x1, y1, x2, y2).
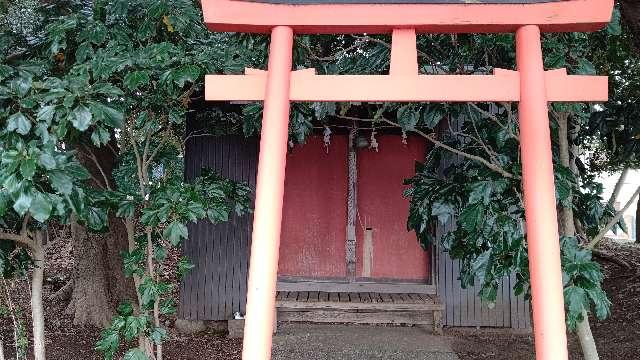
(459, 203, 485, 232)
(3, 173, 21, 194)
(91, 127, 111, 146)
(468, 181, 493, 205)
(0, 64, 13, 80)
(124, 315, 148, 342)
(48, 170, 73, 195)
(472, 250, 492, 286)
(564, 285, 586, 323)
(89, 102, 124, 128)
(177, 257, 195, 278)
(75, 42, 94, 63)
(30, 192, 52, 223)
(96, 329, 120, 359)
(86, 207, 108, 231)
(149, 327, 167, 345)
(92, 83, 124, 97)
(13, 192, 33, 216)
(397, 105, 418, 131)
(154, 246, 167, 262)
(20, 159, 36, 180)
(163, 221, 188, 246)
(36, 105, 56, 124)
(576, 58, 596, 75)
(207, 207, 229, 223)
(607, 8, 622, 36)
(7, 113, 32, 135)
(123, 71, 150, 90)
(71, 105, 93, 131)
(0, 193, 8, 217)
(38, 153, 57, 170)
(160, 298, 177, 315)
(173, 65, 201, 87)
(10, 75, 32, 97)
(62, 162, 90, 181)
(117, 200, 136, 218)
(586, 287, 611, 320)
(123, 348, 148, 360)
(431, 201, 454, 224)
(422, 106, 444, 129)
(117, 301, 134, 316)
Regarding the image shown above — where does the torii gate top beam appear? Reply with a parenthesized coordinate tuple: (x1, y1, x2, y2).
(202, 0, 613, 34)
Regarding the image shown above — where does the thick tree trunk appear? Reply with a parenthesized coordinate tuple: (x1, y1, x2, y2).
(66, 219, 115, 327)
(31, 231, 46, 360)
(62, 141, 135, 327)
(557, 113, 600, 360)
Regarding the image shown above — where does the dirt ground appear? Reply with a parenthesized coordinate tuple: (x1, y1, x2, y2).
(450, 240, 640, 360)
(1, 239, 638, 359)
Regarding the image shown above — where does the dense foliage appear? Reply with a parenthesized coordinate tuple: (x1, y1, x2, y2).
(1, 1, 252, 359)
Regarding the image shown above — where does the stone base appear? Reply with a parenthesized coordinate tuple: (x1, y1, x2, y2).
(228, 319, 245, 338)
(175, 319, 207, 334)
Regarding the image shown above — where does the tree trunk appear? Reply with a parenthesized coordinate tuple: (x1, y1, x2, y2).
(557, 113, 600, 360)
(576, 314, 598, 360)
(65, 219, 116, 327)
(62, 141, 135, 327)
(31, 231, 46, 360)
(636, 195, 639, 242)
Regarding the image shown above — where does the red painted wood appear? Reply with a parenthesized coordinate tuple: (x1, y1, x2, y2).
(356, 135, 430, 281)
(205, 70, 608, 103)
(203, 0, 613, 34)
(278, 135, 348, 278)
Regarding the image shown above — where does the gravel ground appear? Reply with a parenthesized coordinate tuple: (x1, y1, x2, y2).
(272, 323, 458, 360)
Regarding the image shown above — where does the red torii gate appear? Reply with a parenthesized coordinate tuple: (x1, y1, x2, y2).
(200, 1, 614, 359)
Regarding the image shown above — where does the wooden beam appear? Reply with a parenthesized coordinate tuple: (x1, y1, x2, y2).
(277, 309, 435, 325)
(205, 70, 607, 102)
(277, 300, 444, 311)
(277, 280, 437, 294)
(202, 0, 614, 34)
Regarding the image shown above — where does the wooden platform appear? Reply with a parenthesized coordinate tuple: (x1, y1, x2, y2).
(276, 291, 444, 335)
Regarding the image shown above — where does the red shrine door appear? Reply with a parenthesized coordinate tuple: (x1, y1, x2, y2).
(278, 135, 429, 283)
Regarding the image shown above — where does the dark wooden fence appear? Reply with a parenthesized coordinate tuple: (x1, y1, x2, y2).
(434, 116, 531, 329)
(436, 223, 531, 328)
(178, 135, 257, 321)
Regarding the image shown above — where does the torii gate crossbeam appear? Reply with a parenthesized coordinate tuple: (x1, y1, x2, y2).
(200, 1, 614, 359)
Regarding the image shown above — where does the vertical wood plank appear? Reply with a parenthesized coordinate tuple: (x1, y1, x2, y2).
(179, 133, 257, 321)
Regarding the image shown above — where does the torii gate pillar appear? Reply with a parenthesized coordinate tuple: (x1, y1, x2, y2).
(516, 24, 568, 359)
(242, 26, 294, 360)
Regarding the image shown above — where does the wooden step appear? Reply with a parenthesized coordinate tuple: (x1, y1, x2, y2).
(276, 291, 444, 335)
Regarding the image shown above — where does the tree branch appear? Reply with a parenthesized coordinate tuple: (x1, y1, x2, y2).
(81, 145, 111, 191)
(607, 168, 629, 208)
(382, 118, 517, 179)
(588, 184, 640, 250)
